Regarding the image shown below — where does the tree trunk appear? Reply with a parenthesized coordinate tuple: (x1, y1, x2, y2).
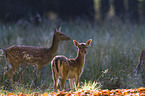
(128, 0, 139, 23)
(113, 0, 125, 20)
(58, 0, 95, 20)
(100, 0, 110, 20)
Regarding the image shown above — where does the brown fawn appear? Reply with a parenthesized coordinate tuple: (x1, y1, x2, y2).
(51, 39, 92, 91)
(0, 27, 71, 84)
(135, 49, 145, 75)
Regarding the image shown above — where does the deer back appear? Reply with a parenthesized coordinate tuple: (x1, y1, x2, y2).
(5, 45, 52, 65)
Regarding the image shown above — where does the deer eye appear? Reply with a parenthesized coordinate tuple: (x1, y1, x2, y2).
(59, 33, 64, 35)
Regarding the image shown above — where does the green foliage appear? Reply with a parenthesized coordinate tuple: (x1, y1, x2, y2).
(0, 19, 145, 92)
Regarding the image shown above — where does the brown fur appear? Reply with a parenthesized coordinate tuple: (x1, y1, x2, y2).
(2, 27, 71, 84)
(135, 49, 145, 74)
(51, 39, 92, 91)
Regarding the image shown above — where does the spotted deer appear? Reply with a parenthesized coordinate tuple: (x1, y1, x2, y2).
(135, 49, 145, 75)
(0, 27, 71, 84)
(51, 39, 92, 91)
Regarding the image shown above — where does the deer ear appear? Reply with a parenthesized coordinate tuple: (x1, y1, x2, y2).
(86, 39, 92, 47)
(73, 40, 79, 47)
(59, 26, 62, 31)
(54, 27, 57, 33)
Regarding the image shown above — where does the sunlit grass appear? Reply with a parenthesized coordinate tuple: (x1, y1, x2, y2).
(77, 69, 108, 91)
(78, 81, 102, 91)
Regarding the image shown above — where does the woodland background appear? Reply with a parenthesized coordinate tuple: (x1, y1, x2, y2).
(0, 0, 144, 23)
(0, 0, 145, 92)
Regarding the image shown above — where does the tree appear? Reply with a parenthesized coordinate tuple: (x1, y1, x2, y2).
(142, 0, 145, 21)
(113, 0, 125, 20)
(58, 0, 95, 20)
(0, 0, 55, 22)
(128, 0, 139, 23)
(100, 0, 110, 20)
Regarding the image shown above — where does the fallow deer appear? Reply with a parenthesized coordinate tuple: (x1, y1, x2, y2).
(51, 39, 92, 91)
(135, 49, 145, 75)
(0, 27, 71, 84)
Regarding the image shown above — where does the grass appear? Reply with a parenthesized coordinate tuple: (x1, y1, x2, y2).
(77, 69, 108, 91)
(0, 18, 145, 93)
(78, 80, 102, 91)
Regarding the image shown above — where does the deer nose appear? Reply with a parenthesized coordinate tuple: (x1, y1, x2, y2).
(67, 37, 71, 40)
(65, 36, 71, 40)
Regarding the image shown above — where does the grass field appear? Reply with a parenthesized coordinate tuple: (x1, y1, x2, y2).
(0, 18, 145, 94)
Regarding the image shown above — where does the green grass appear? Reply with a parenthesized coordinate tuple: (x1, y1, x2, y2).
(0, 18, 145, 93)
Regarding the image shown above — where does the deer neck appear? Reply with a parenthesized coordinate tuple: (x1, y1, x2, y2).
(76, 51, 85, 68)
(50, 35, 60, 55)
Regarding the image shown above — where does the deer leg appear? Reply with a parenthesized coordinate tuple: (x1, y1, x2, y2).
(7, 65, 19, 84)
(53, 76, 59, 91)
(69, 79, 74, 90)
(7, 68, 14, 84)
(60, 76, 67, 90)
(52, 68, 59, 91)
(36, 65, 42, 82)
(75, 75, 79, 89)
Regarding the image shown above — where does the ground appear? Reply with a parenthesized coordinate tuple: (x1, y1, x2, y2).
(1, 87, 145, 96)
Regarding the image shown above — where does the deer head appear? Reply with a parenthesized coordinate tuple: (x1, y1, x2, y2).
(73, 39, 92, 55)
(54, 27, 71, 41)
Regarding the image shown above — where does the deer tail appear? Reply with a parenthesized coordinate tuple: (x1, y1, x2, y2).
(0, 48, 5, 56)
(52, 57, 62, 73)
